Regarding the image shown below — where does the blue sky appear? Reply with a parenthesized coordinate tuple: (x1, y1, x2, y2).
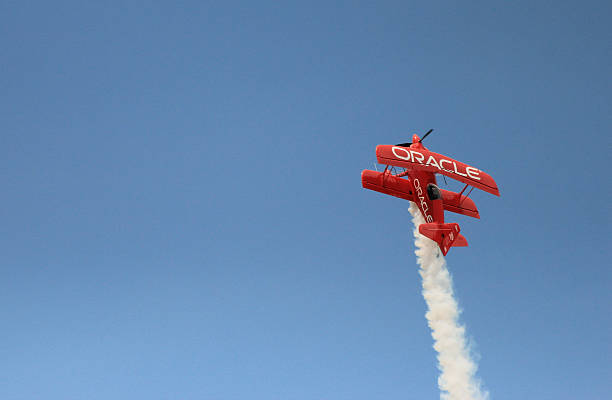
(1, 1, 610, 399)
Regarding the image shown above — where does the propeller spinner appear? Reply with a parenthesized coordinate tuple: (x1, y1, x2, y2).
(396, 129, 434, 147)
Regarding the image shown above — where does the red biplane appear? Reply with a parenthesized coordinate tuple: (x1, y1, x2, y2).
(361, 130, 500, 255)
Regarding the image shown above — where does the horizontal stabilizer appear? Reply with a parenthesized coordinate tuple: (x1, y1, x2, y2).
(419, 222, 464, 256)
(453, 233, 468, 247)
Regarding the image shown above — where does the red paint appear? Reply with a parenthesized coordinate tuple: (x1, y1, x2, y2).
(361, 134, 500, 255)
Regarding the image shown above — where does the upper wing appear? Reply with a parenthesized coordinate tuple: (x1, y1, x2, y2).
(376, 145, 500, 196)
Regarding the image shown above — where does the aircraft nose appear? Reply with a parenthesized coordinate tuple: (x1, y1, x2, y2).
(412, 134, 421, 143)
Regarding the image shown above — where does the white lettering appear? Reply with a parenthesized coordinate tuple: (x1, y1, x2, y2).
(425, 155, 441, 170)
(453, 162, 468, 177)
(411, 151, 425, 164)
(466, 166, 481, 180)
(391, 148, 482, 183)
(419, 196, 428, 212)
(439, 159, 453, 172)
(413, 178, 432, 222)
(391, 147, 411, 161)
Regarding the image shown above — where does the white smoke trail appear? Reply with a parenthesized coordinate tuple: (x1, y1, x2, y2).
(409, 203, 488, 400)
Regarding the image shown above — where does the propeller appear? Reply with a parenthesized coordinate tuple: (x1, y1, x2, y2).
(395, 129, 434, 147)
(420, 128, 434, 142)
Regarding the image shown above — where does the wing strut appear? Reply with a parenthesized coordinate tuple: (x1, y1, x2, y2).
(459, 186, 475, 206)
(456, 183, 476, 207)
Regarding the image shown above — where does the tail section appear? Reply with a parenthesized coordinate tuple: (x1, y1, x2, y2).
(418, 222, 467, 256)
